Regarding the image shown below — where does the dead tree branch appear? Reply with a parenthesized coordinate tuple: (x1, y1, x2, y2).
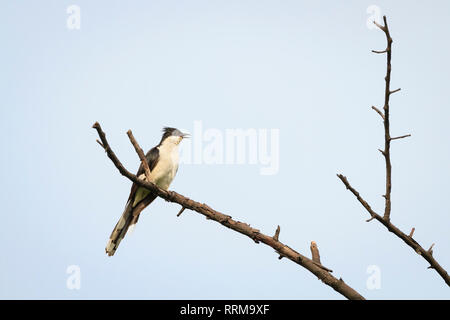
(126, 130, 151, 181)
(310, 241, 333, 273)
(310, 241, 321, 264)
(337, 16, 449, 286)
(93, 121, 365, 300)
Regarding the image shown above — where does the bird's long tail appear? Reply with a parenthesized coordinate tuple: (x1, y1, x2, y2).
(105, 194, 157, 256)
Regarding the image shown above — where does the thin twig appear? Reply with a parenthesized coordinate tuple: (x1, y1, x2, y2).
(310, 242, 333, 272)
(310, 241, 321, 264)
(126, 130, 151, 181)
(373, 20, 385, 31)
(177, 207, 186, 217)
(96, 139, 104, 148)
(371, 106, 385, 120)
(390, 134, 411, 141)
(273, 225, 281, 241)
(428, 243, 435, 255)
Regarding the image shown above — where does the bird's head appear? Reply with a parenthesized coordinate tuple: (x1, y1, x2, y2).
(160, 127, 189, 146)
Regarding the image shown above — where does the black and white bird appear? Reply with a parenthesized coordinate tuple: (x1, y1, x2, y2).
(106, 127, 189, 256)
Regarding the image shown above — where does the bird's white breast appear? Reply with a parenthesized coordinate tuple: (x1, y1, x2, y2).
(149, 139, 180, 190)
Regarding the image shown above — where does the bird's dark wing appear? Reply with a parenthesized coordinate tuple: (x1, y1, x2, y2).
(136, 146, 160, 175)
(127, 147, 160, 203)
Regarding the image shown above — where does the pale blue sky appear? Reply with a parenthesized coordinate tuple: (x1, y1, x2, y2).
(1, 1, 449, 299)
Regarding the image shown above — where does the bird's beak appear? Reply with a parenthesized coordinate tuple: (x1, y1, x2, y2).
(181, 132, 190, 139)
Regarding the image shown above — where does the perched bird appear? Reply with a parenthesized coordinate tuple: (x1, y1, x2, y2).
(106, 127, 189, 256)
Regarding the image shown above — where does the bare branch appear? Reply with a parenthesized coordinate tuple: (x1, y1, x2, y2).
(373, 20, 385, 31)
(177, 207, 186, 217)
(337, 174, 379, 218)
(371, 106, 385, 120)
(379, 15, 394, 221)
(372, 49, 387, 54)
(273, 225, 281, 241)
(96, 139, 105, 148)
(310, 241, 321, 264)
(127, 130, 151, 181)
(336, 16, 450, 287)
(309, 241, 333, 273)
(93, 121, 365, 300)
(390, 134, 411, 141)
(428, 243, 435, 255)
(337, 174, 449, 285)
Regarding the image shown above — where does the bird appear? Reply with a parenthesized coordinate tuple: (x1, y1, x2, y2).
(105, 127, 189, 256)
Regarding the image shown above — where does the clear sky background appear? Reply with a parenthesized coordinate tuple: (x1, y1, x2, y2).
(1, 1, 449, 299)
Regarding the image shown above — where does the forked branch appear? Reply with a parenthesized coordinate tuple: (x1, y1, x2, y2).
(337, 16, 449, 286)
(93, 122, 365, 300)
